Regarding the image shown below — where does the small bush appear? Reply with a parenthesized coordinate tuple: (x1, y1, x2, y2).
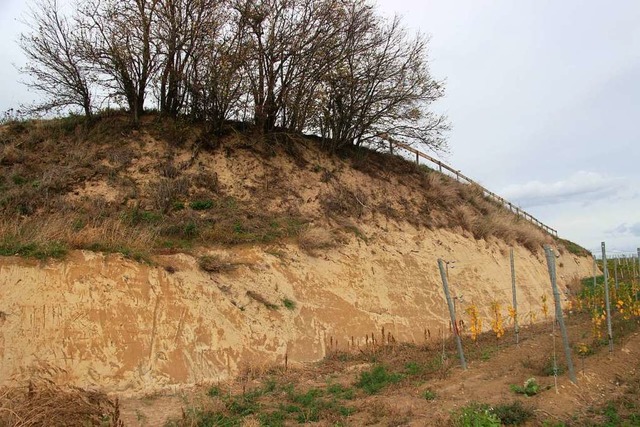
(190, 199, 214, 210)
(356, 365, 402, 395)
(492, 401, 533, 425)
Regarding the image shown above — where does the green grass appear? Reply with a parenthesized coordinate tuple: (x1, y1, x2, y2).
(0, 240, 68, 260)
(326, 384, 354, 400)
(190, 199, 214, 210)
(559, 238, 591, 257)
(355, 365, 403, 394)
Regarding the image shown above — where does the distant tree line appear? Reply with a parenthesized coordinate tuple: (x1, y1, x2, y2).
(19, 0, 448, 150)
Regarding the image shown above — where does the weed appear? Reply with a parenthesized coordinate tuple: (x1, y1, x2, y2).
(510, 378, 541, 396)
(207, 386, 221, 398)
(258, 410, 286, 426)
(404, 361, 424, 376)
(422, 388, 436, 400)
(190, 199, 214, 210)
(491, 401, 533, 425)
(281, 298, 296, 310)
(227, 392, 260, 417)
(327, 384, 354, 400)
(355, 365, 402, 395)
(452, 403, 500, 427)
(123, 208, 162, 226)
(541, 357, 565, 377)
(11, 174, 28, 186)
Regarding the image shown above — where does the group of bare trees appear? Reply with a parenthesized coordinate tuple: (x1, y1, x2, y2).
(20, 0, 448, 150)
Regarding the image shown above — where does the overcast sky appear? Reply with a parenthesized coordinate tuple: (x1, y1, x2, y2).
(1, 0, 639, 256)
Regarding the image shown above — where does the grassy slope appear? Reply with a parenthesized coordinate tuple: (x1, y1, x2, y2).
(0, 113, 585, 261)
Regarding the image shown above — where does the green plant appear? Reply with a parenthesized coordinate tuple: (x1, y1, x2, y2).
(404, 361, 423, 376)
(207, 386, 221, 398)
(123, 207, 162, 225)
(190, 199, 214, 210)
(422, 388, 436, 400)
(326, 384, 354, 400)
(491, 401, 533, 425)
(541, 357, 565, 377)
(510, 377, 541, 396)
(452, 403, 500, 427)
(282, 298, 296, 310)
(258, 410, 286, 426)
(11, 174, 28, 186)
(355, 365, 402, 395)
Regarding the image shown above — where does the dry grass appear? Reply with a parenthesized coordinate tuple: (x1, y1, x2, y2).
(297, 226, 336, 254)
(0, 381, 122, 427)
(0, 213, 156, 261)
(198, 254, 238, 273)
(0, 115, 559, 261)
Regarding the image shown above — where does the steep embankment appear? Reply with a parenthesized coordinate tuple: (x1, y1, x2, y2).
(0, 115, 592, 394)
(0, 228, 591, 394)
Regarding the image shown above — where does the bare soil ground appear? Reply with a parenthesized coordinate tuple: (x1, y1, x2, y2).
(116, 312, 640, 426)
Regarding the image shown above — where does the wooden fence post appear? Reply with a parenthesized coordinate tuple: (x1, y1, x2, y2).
(544, 246, 577, 383)
(437, 259, 467, 370)
(601, 242, 614, 353)
(510, 248, 519, 344)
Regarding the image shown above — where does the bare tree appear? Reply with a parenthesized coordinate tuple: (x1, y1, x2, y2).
(186, 16, 248, 128)
(318, 10, 449, 151)
(80, 0, 160, 121)
(232, 0, 343, 132)
(20, 0, 94, 118)
(155, 0, 219, 116)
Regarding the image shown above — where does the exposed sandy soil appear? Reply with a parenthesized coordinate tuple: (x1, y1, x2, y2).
(0, 225, 591, 395)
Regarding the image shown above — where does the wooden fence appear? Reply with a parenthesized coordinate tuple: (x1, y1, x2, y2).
(387, 139, 558, 237)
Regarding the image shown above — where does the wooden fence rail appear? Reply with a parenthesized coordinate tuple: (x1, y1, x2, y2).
(387, 139, 558, 237)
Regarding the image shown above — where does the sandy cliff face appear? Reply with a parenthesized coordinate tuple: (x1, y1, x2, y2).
(0, 224, 591, 394)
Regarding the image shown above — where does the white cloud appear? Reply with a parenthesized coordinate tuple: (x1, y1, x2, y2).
(608, 222, 640, 238)
(499, 171, 623, 208)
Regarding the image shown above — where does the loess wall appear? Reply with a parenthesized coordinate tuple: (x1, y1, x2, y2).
(0, 224, 592, 394)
